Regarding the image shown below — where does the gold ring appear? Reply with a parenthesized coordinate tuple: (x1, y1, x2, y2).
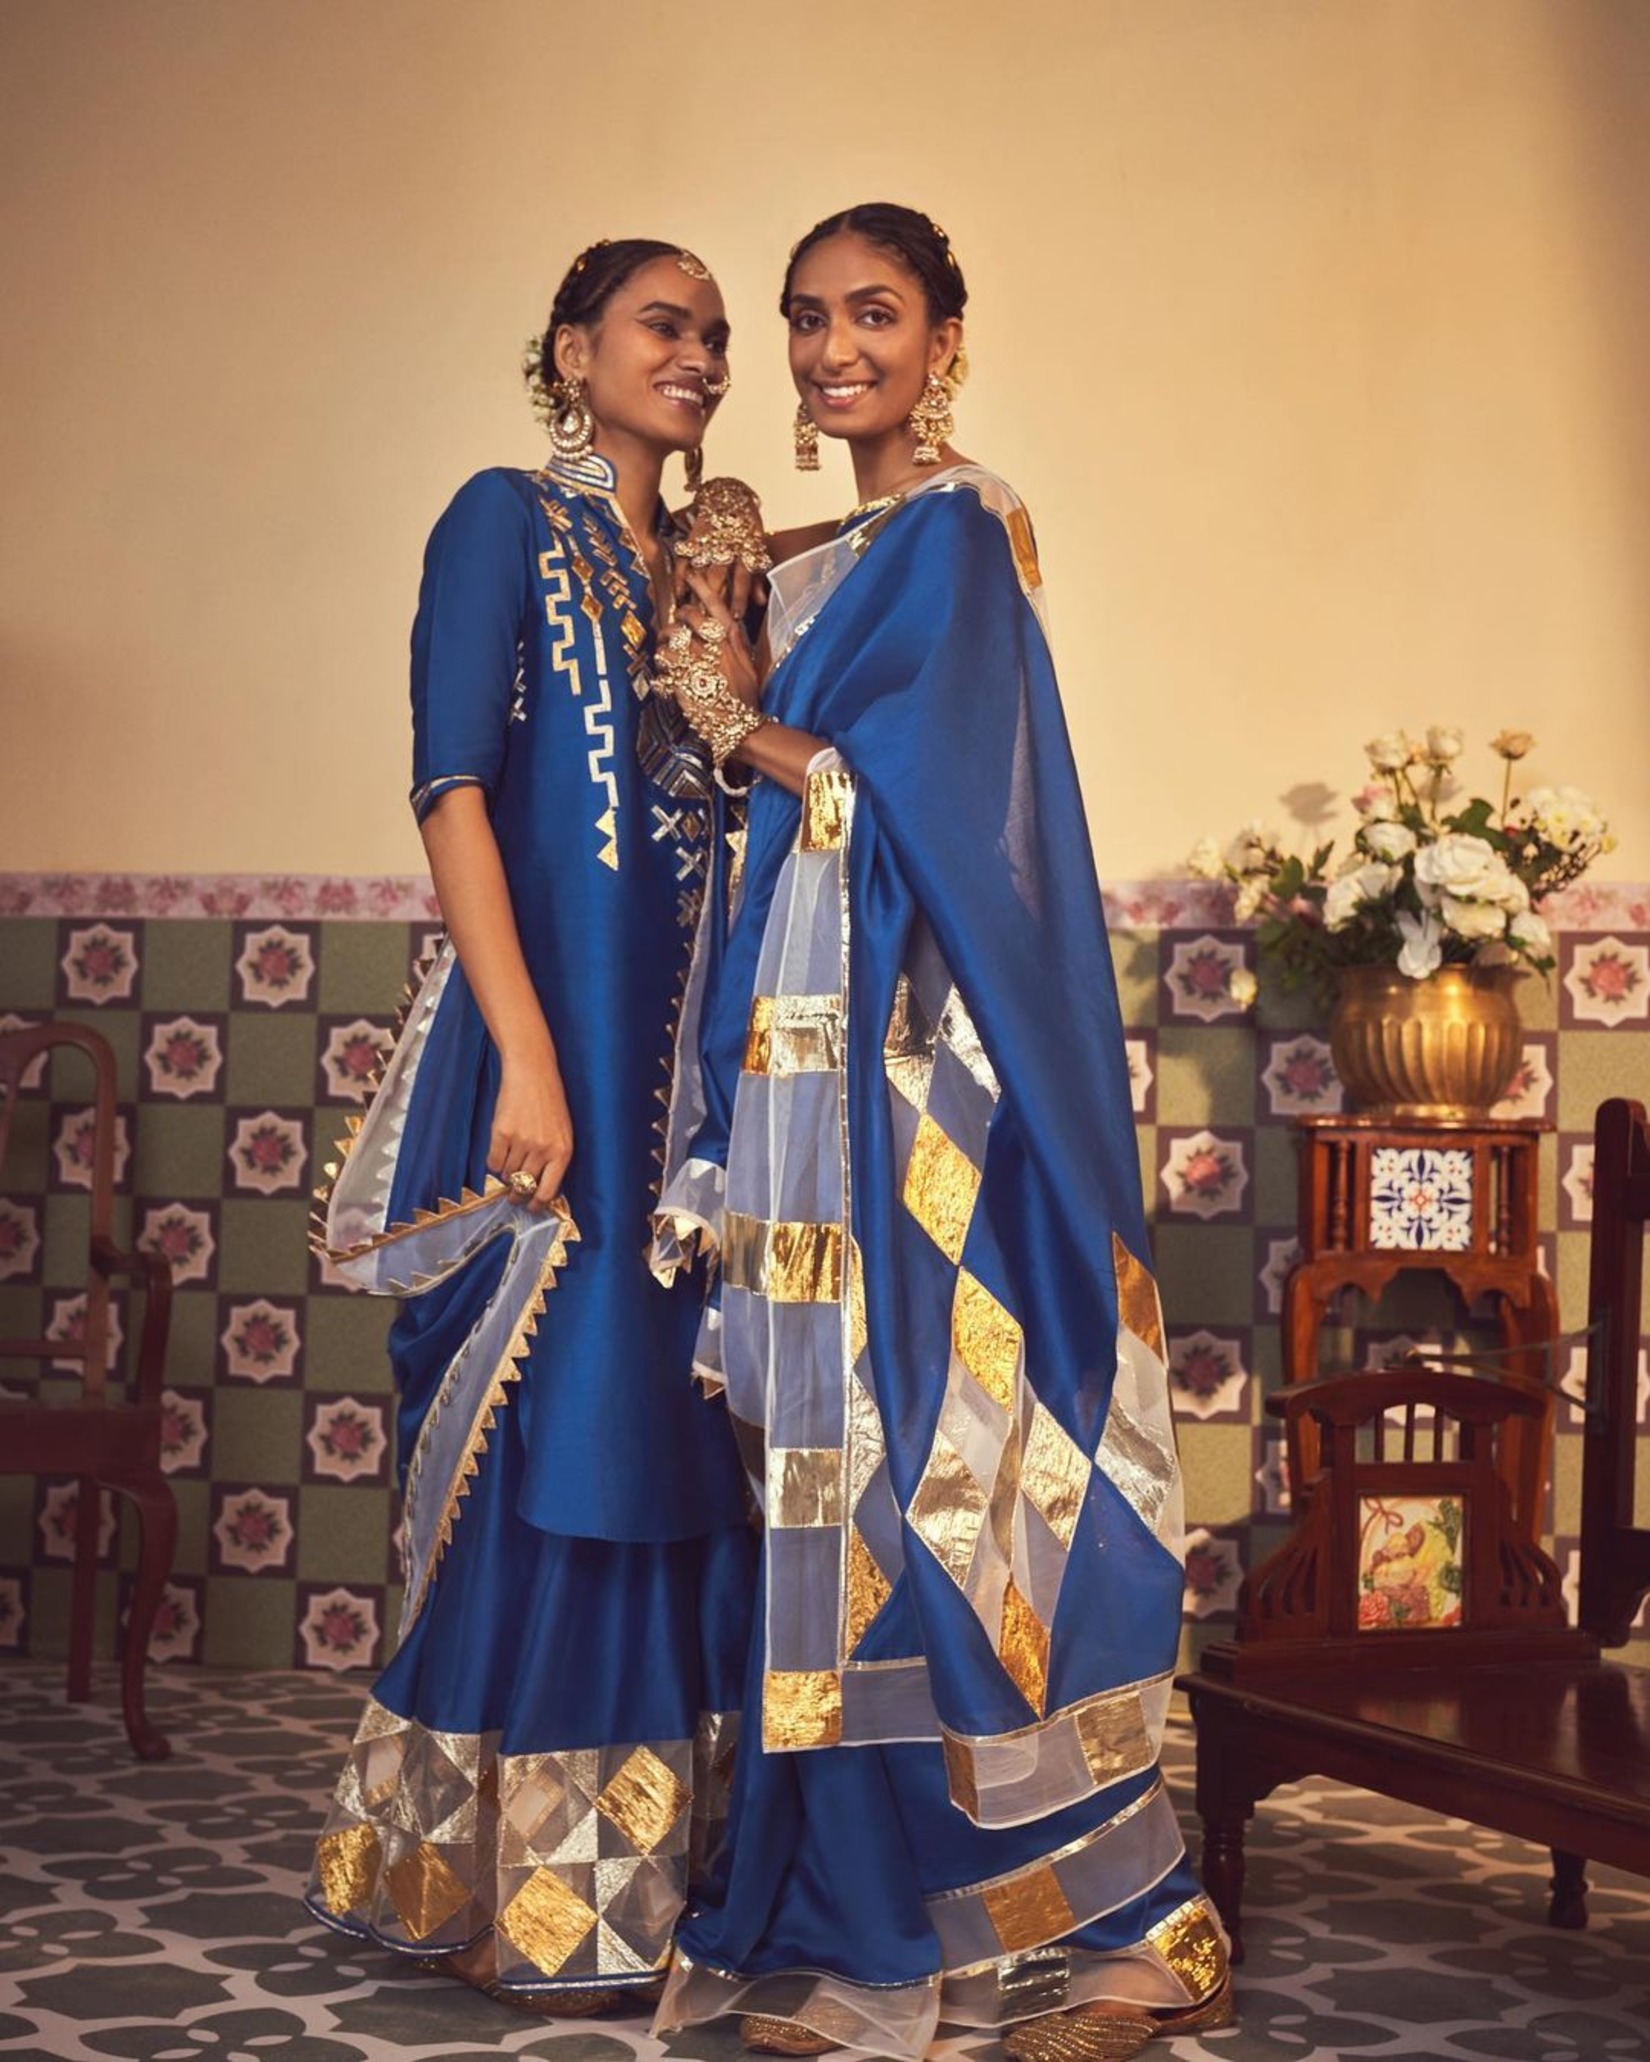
(507, 1170, 538, 1199)
(695, 618, 729, 646)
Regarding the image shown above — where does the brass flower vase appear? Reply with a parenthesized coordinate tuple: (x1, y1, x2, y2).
(1328, 965, 1524, 1120)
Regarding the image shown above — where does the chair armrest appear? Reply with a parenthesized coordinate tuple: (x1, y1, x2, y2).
(91, 1236, 173, 1404)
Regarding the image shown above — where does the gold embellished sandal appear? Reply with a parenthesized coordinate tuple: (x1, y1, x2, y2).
(740, 2011, 836, 2055)
(1000, 1976, 1235, 2061)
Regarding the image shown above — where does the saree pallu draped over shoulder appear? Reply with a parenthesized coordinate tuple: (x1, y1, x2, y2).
(653, 467, 1228, 2058)
(304, 455, 753, 2004)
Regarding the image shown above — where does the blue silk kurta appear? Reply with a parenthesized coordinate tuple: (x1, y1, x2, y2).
(394, 460, 746, 1543)
(306, 452, 751, 1999)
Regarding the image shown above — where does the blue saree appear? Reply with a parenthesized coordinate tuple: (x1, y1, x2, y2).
(652, 468, 1229, 2056)
(305, 454, 753, 1999)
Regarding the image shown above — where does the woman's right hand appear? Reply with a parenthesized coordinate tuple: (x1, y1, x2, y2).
(488, 1051, 574, 1211)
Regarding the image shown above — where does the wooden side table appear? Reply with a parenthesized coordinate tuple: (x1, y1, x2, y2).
(1282, 1115, 1557, 1536)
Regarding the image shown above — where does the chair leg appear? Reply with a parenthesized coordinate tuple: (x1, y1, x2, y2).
(118, 1476, 177, 1762)
(1201, 1810, 1250, 1965)
(1548, 1848, 1589, 1930)
(67, 1475, 102, 1704)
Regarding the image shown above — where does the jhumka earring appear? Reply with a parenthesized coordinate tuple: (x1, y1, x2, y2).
(907, 371, 953, 467)
(793, 402, 820, 472)
(548, 377, 595, 462)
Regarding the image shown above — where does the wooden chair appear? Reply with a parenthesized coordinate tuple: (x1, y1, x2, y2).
(0, 1023, 177, 1759)
(1179, 1096, 1650, 1959)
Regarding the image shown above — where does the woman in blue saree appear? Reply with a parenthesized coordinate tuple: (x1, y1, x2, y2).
(651, 207, 1234, 2060)
(304, 240, 760, 2011)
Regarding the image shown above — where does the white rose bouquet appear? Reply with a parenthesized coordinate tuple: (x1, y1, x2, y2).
(1189, 729, 1612, 997)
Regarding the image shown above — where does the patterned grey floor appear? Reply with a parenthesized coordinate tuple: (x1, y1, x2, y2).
(0, 1664, 1646, 2062)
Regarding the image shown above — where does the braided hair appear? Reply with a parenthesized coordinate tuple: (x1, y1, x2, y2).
(523, 238, 698, 419)
(780, 204, 967, 323)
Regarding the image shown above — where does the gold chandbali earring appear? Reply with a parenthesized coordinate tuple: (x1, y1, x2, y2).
(793, 402, 820, 472)
(548, 376, 595, 462)
(907, 371, 953, 468)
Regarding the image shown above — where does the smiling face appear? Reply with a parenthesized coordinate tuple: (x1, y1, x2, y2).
(555, 255, 730, 459)
(786, 231, 961, 450)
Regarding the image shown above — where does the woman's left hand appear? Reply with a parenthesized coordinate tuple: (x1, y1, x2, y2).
(669, 568, 764, 710)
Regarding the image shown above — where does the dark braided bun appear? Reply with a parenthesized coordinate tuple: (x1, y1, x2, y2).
(523, 238, 693, 417)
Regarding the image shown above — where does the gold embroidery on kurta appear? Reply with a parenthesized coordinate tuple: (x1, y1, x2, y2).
(768, 1446, 846, 1529)
(981, 1864, 1077, 1954)
(1112, 1232, 1166, 1362)
(743, 993, 844, 1076)
(763, 1669, 844, 1749)
(385, 1841, 473, 1940)
(498, 1865, 599, 1972)
(953, 1269, 1020, 1413)
(1147, 1897, 1228, 1996)
(903, 1112, 980, 1265)
(722, 1213, 844, 1303)
(595, 1745, 691, 1854)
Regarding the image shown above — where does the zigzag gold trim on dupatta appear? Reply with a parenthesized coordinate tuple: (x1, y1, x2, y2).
(307, 936, 581, 1633)
(397, 1213, 577, 1634)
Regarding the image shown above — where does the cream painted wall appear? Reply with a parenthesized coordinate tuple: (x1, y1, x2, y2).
(2, 0, 1647, 879)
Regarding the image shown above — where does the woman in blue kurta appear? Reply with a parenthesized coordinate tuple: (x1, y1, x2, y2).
(304, 240, 759, 2010)
(651, 209, 1234, 2059)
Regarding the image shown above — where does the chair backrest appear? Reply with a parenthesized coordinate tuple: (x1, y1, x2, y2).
(1227, 1364, 1582, 1674)
(1579, 1097, 1650, 1646)
(0, 1022, 119, 1396)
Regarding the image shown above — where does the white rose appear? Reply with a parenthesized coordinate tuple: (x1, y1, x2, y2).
(1395, 909, 1444, 979)
(1424, 724, 1465, 763)
(1186, 837, 1224, 881)
(1495, 871, 1530, 914)
(1412, 833, 1512, 906)
(1439, 893, 1510, 942)
(1228, 967, 1258, 1009)
(1223, 819, 1280, 871)
(1365, 731, 1412, 772)
(1324, 861, 1398, 931)
(1233, 877, 1266, 922)
(1361, 821, 1416, 862)
(1509, 909, 1552, 957)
